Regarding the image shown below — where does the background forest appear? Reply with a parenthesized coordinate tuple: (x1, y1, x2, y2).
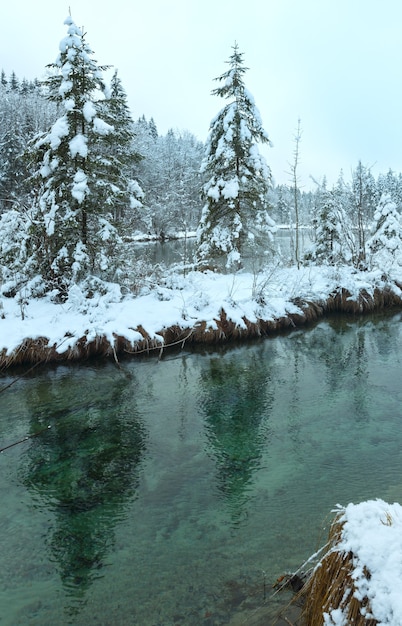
(0, 70, 204, 237)
(3, 70, 402, 250)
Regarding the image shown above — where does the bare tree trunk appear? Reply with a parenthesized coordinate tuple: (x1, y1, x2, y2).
(355, 164, 366, 267)
(289, 119, 302, 268)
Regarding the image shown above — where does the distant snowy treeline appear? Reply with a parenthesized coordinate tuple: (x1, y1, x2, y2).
(3, 70, 402, 243)
(1, 66, 402, 285)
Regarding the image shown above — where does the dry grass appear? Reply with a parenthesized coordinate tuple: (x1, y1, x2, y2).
(299, 512, 378, 625)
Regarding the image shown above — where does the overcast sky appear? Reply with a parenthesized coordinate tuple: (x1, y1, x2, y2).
(3, 0, 402, 189)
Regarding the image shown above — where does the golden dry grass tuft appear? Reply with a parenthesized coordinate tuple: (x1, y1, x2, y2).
(299, 512, 378, 625)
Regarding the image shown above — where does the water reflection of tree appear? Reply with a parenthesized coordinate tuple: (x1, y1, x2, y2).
(200, 347, 273, 523)
(298, 317, 373, 422)
(19, 365, 146, 614)
(286, 344, 303, 452)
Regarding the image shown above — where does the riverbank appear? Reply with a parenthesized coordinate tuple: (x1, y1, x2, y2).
(1, 264, 402, 369)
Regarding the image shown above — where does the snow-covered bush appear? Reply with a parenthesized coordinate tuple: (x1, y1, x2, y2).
(366, 193, 402, 272)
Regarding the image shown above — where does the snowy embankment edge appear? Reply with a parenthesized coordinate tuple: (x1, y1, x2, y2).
(1, 265, 402, 369)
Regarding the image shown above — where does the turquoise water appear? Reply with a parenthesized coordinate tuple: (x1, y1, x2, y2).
(1, 313, 402, 624)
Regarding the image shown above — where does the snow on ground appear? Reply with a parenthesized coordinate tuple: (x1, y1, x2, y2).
(0, 263, 398, 358)
(325, 499, 402, 626)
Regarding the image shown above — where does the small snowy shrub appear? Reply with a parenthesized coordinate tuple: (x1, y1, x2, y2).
(366, 193, 402, 273)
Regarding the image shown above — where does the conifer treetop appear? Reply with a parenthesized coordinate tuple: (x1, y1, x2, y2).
(211, 42, 248, 99)
(209, 42, 271, 147)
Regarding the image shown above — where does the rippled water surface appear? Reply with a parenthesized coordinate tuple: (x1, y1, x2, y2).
(1, 312, 402, 625)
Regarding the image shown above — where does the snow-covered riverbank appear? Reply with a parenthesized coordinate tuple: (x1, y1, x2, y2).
(1, 263, 402, 368)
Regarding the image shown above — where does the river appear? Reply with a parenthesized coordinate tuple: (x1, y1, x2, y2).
(129, 227, 314, 269)
(1, 311, 402, 624)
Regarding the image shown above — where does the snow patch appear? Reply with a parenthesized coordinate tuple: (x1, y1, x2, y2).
(331, 499, 402, 625)
(83, 101, 97, 122)
(71, 170, 88, 203)
(47, 117, 69, 150)
(93, 117, 114, 135)
(69, 134, 88, 159)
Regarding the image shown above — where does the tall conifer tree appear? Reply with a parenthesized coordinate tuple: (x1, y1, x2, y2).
(25, 15, 123, 297)
(98, 70, 144, 222)
(196, 44, 275, 269)
(366, 193, 402, 270)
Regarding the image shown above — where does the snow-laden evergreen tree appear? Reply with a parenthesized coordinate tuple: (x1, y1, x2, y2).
(0, 208, 34, 293)
(366, 193, 402, 271)
(305, 185, 353, 265)
(9, 72, 19, 92)
(351, 161, 378, 267)
(0, 76, 56, 211)
(98, 70, 144, 224)
(19, 16, 128, 298)
(196, 44, 275, 269)
(331, 170, 351, 211)
(376, 169, 402, 211)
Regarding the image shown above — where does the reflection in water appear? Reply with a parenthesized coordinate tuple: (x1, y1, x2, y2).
(18, 367, 147, 614)
(2, 313, 402, 624)
(200, 350, 273, 523)
(296, 316, 372, 421)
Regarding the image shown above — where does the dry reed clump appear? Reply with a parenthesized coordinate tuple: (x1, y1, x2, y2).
(323, 286, 402, 315)
(0, 337, 55, 367)
(299, 512, 378, 626)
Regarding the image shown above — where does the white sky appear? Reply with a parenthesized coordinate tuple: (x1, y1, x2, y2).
(2, 0, 402, 189)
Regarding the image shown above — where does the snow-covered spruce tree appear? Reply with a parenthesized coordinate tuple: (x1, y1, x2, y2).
(24, 16, 128, 298)
(366, 193, 402, 271)
(305, 186, 352, 265)
(0, 207, 35, 297)
(98, 70, 144, 224)
(377, 169, 402, 211)
(0, 76, 57, 211)
(351, 161, 378, 267)
(196, 43, 275, 270)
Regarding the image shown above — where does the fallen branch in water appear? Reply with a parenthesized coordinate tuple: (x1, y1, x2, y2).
(0, 425, 52, 453)
(124, 326, 196, 358)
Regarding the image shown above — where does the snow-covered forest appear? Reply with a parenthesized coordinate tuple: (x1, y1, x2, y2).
(1, 15, 402, 365)
(4, 65, 402, 262)
(0, 70, 204, 254)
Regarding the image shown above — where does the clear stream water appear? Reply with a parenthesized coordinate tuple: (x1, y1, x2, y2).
(130, 228, 313, 270)
(1, 312, 402, 625)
